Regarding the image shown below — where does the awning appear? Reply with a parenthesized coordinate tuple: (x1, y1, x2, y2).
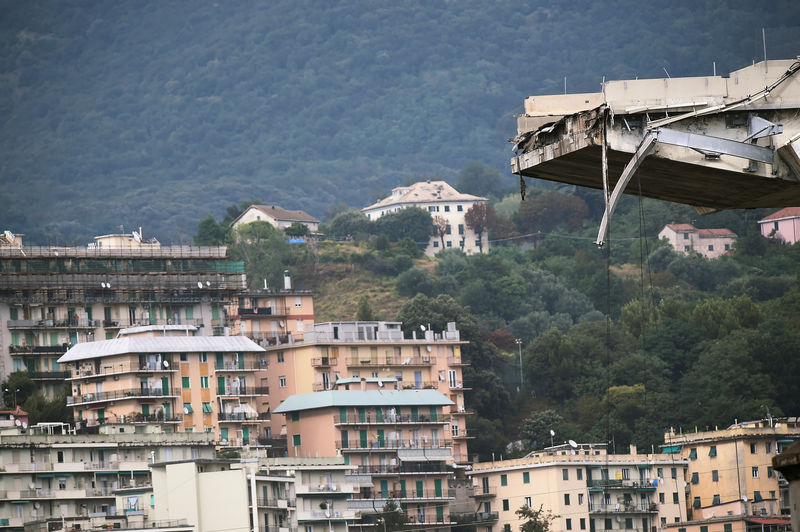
(637, 464, 650, 468)
(662, 446, 681, 453)
(397, 448, 452, 462)
(777, 439, 796, 444)
(36, 473, 55, 478)
(96, 471, 119, 475)
(11, 501, 30, 504)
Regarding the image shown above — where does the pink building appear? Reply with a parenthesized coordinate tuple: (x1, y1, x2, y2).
(658, 224, 736, 259)
(758, 207, 800, 244)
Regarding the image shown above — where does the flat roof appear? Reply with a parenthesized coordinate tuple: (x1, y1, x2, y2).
(58, 335, 264, 363)
(274, 389, 453, 413)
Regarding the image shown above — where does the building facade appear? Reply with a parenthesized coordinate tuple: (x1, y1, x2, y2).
(57, 331, 268, 446)
(274, 388, 458, 531)
(262, 321, 472, 463)
(0, 231, 245, 394)
(361, 181, 489, 256)
(662, 418, 800, 520)
(227, 283, 316, 346)
(0, 422, 214, 530)
(658, 224, 736, 259)
(468, 443, 688, 532)
(231, 205, 320, 233)
(757, 207, 800, 244)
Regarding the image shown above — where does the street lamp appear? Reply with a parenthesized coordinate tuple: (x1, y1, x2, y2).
(515, 339, 523, 391)
(4, 387, 20, 408)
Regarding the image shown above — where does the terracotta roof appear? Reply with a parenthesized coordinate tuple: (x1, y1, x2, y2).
(232, 205, 319, 226)
(698, 228, 737, 238)
(664, 223, 697, 231)
(758, 207, 800, 223)
(362, 180, 487, 211)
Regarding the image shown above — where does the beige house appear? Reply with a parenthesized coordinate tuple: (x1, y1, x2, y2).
(468, 443, 688, 532)
(262, 321, 472, 463)
(658, 224, 736, 259)
(57, 328, 268, 446)
(662, 418, 800, 520)
(664, 499, 790, 532)
(362, 180, 489, 256)
(231, 204, 320, 233)
(0, 422, 214, 531)
(274, 387, 458, 531)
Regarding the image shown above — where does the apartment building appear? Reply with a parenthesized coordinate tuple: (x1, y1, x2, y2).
(150, 456, 360, 532)
(227, 276, 315, 345)
(468, 443, 688, 532)
(664, 499, 791, 532)
(362, 180, 489, 256)
(0, 422, 214, 531)
(657, 224, 737, 259)
(0, 230, 245, 395)
(662, 418, 800, 520)
(274, 387, 457, 531)
(263, 321, 472, 463)
(57, 328, 268, 446)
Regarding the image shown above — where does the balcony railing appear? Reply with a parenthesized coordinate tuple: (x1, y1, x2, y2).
(337, 439, 452, 451)
(334, 413, 448, 425)
(473, 512, 499, 523)
(311, 357, 337, 367)
(66, 387, 181, 405)
(255, 498, 295, 508)
(587, 479, 657, 489)
(215, 362, 267, 371)
(352, 488, 451, 500)
(238, 306, 290, 317)
(447, 357, 468, 366)
(588, 503, 657, 514)
(218, 412, 270, 422)
(70, 362, 176, 379)
(29, 370, 71, 379)
(7, 318, 101, 329)
(345, 356, 435, 367)
(216, 386, 269, 396)
(354, 464, 450, 475)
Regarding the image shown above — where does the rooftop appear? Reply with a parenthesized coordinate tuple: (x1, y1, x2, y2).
(274, 389, 454, 414)
(232, 204, 319, 225)
(362, 180, 487, 211)
(58, 335, 265, 363)
(758, 206, 800, 222)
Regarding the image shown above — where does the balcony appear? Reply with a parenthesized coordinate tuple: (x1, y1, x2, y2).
(218, 412, 270, 422)
(238, 306, 290, 318)
(297, 509, 361, 521)
(334, 413, 449, 425)
(215, 361, 267, 371)
(295, 483, 359, 495)
(255, 498, 296, 508)
(473, 512, 499, 523)
(345, 356, 436, 367)
(473, 486, 497, 499)
(29, 370, 71, 380)
(350, 488, 452, 502)
(587, 479, 657, 490)
(69, 362, 176, 380)
(447, 357, 468, 366)
(450, 407, 474, 416)
(448, 381, 471, 391)
(9, 344, 69, 354)
(337, 439, 452, 451)
(354, 464, 450, 475)
(311, 357, 337, 367)
(216, 386, 269, 397)
(66, 387, 181, 405)
(588, 503, 658, 514)
(7, 318, 101, 329)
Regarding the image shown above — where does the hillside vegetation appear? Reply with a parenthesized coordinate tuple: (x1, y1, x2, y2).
(1, 1, 799, 242)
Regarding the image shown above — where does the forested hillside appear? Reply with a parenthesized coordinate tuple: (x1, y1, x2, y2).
(1, 0, 799, 242)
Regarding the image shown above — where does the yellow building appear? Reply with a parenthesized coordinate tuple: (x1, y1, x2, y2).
(662, 418, 800, 520)
(263, 321, 472, 463)
(274, 387, 457, 531)
(469, 443, 688, 532)
(57, 329, 267, 446)
(227, 282, 316, 344)
(664, 500, 791, 532)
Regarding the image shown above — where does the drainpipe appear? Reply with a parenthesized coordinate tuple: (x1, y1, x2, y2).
(250, 467, 260, 532)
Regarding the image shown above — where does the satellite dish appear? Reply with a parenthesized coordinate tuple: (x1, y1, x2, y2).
(378, 380, 384, 387)
(550, 429, 555, 437)
(163, 360, 170, 368)
(742, 496, 749, 502)
(420, 325, 426, 331)
(206, 281, 211, 286)
(34, 502, 41, 509)
(568, 440, 578, 448)
(15, 419, 21, 426)
(325, 511, 331, 518)
(29, 482, 36, 489)
(197, 282, 203, 289)
(183, 407, 189, 415)
(279, 321, 285, 328)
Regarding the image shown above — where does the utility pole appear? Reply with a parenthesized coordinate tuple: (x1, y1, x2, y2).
(515, 339, 523, 391)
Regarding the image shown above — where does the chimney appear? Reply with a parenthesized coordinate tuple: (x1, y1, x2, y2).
(283, 270, 291, 290)
(360, 378, 367, 391)
(629, 444, 637, 455)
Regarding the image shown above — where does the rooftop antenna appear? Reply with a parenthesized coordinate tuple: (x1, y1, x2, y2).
(762, 27, 768, 73)
(713, 61, 716, 76)
(663, 67, 671, 78)
(564, 76, 567, 94)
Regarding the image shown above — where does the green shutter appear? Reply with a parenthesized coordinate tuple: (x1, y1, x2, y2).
(377, 429, 385, 447)
(185, 306, 193, 319)
(293, 434, 301, 446)
(221, 427, 229, 440)
(339, 407, 348, 423)
(416, 480, 423, 497)
(380, 480, 388, 498)
(182, 377, 190, 388)
(434, 479, 442, 497)
(399, 480, 407, 497)
(218, 377, 225, 394)
(360, 430, 368, 448)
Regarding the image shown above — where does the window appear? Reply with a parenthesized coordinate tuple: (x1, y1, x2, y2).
(445, 225, 452, 235)
(712, 470, 719, 481)
(182, 377, 190, 388)
(708, 245, 714, 251)
(700, 526, 708, 532)
(279, 376, 287, 388)
(523, 472, 530, 484)
(446, 241, 452, 247)
(564, 494, 570, 505)
(457, 205, 463, 212)
(768, 466, 775, 478)
(691, 472, 698, 484)
(566, 519, 572, 530)
(708, 445, 717, 457)
(661, 518, 667, 528)
(671, 467, 677, 479)
(183, 403, 193, 414)
(673, 493, 679, 504)
(605, 519, 612, 530)
(684, 245, 690, 252)
(724, 244, 730, 251)
(502, 499, 509, 511)
(750, 443, 758, 454)
(293, 434, 301, 446)
(524, 496, 531, 507)
(724, 525, 733, 532)
(199, 352, 207, 363)
(500, 474, 507, 486)
(754, 491, 763, 502)
(659, 493, 665, 504)
(295, 296, 302, 308)
(621, 468, 630, 480)
(291, 412, 299, 422)
(200, 376, 209, 388)
(504, 526, 511, 532)
(458, 224, 464, 235)
(657, 468, 663, 478)
(580, 519, 585, 530)
(444, 205, 450, 212)
(578, 494, 584, 505)
(683, 232, 689, 239)
(577, 469, 583, 480)
(765, 442, 772, 453)
(693, 497, 701, 508)
(202, 402, 212, 413)
(712, 494, 720, 505)
(433, 241, 439, 248)
(752, 466, 759, 478)
(625, 518, 633, 529)
(563, 469, 569, 480)
(689, 448, 697, 459)
(180, 353, 188, 362)
(277, 351, 285, 362)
